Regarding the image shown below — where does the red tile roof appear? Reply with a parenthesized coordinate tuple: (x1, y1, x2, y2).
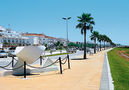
(22, 33, 45, 38)
(22, 33, 57, 39)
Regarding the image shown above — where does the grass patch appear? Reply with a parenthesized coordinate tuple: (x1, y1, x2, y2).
(125, 51, 129, 55)
(43, 53, 71, 57)
(107, 47, 129, 90)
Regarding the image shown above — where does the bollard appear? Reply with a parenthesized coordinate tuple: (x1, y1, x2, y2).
(59, 57, 62, 74)
(12, 56, 14, 67)
(67, 55, 70, 69)
(40, 56, 42, 66)
(24, 61, 26, 78)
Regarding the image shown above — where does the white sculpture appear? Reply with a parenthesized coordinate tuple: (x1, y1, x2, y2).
(12, 46, 45, 75)
(2, 45, 59, 76)
(15, 46, 45, 64)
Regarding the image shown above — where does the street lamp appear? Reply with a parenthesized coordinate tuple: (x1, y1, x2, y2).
(62, 17, 71, 55)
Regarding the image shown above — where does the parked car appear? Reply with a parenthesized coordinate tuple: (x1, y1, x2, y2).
(8, 47, 16, 57)
(8, 50, 16, 57)
(0, 50, 8, 58)
(51, 48, 56, 52)
(68, 48, 77, 53)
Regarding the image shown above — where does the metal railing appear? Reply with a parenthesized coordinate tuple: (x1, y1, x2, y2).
(0, 55, 71, 78)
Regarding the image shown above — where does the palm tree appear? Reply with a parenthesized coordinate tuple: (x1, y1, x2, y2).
(76, 13, 95, 59)
(110, 42, 115, 47)
(105, 37, 111, 48)
(108, 39, 113, 47)
(90, 31, 99, 53)
(102, 35, 108, 50)
(97, 34, 103, 51)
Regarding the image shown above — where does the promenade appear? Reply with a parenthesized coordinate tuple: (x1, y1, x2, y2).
(0, 50, 106, 90)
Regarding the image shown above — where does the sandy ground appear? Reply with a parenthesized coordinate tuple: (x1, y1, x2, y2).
(0, 50, 106, 90)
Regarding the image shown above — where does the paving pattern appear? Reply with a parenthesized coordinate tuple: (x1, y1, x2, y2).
(100, 50, 114, 90)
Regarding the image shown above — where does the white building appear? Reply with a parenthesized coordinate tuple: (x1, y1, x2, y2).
(22, 33, 47, 45)
(0, 26, 68, 48)
(0, 26, 29, 48)
(56, 38, 67, 46)
(22, 33, 59, 45)
(22, 33, 67, 46)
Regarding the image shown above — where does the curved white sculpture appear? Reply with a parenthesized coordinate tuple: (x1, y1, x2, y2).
(2, 45, 59, 76)
(15, 46, 46, 64)
(12, 46, 46, 75)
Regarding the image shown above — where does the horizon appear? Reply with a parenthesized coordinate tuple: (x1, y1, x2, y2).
(0, 0, 129, 45)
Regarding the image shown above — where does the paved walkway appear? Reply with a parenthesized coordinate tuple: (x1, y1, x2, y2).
(0, 50, 106, 90)
(100, 53, 109, 90)
(100, 50, 114, 90)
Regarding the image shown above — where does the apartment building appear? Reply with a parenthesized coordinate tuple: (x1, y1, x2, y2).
(0, 26, 29, 48)
(22, 33, 58, 46)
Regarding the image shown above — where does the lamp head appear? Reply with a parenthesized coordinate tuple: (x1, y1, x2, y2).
(68, 17, 71, 20)
(62, 18, 66, 20)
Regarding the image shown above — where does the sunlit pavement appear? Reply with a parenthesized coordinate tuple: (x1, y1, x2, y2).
(0, 49, 106, 90)
(0, 57, 18, 71)
(0, 50, 84, 70)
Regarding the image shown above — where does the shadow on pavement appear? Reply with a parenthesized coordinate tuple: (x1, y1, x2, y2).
(71, 58, 86, 60)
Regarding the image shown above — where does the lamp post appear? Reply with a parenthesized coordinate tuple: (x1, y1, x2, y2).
(62, 17, 71, 56)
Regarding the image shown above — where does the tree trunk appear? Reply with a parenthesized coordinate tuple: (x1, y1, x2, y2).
(94, 39, 96, 53)
(100, 41, 101, 51)
(104, 41, 105, 50)
(84, 30, 87, 59)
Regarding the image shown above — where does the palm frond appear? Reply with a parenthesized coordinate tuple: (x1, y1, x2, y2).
(90, 21, 95, 25)
(81, 29, 84, 35)
(90, 35, 94, 40)
(76, 13, 95, 37)
(76, 23, 83, 29)
(90, 25, 93, 32)
(77, 16, 83, 22)
(90, 31, 99, 41)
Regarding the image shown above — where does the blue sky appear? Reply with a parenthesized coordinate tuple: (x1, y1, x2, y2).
(0, 0, 129, 45)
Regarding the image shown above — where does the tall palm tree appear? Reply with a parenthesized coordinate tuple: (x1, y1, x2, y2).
(90, 31, 99, 53)
(108, 39, 113, 47)
(105, 37, 111, 48)
(98, 34, 103, 51)
(76, 13, 95, 59)
(102, 35, 108, 50)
